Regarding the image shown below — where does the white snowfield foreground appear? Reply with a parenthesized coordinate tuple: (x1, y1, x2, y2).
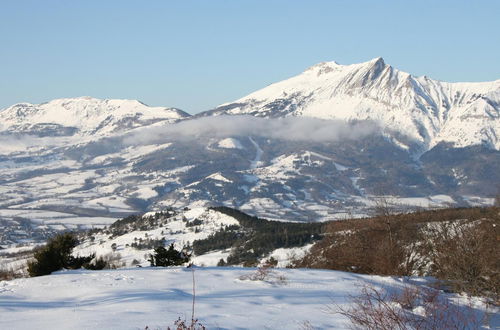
(0, 267, 496, 329)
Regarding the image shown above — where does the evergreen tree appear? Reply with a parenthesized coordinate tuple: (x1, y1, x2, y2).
(28, 233, 78, 276)
(149, 243, 190, 267)
(28, 232, 103, 276)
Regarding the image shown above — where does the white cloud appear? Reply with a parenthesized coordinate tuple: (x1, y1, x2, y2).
(0, 134, 67, 154)
(124, 115, 380, 145)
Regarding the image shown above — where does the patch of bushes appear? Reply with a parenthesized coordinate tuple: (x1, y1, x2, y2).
(107, 209, 177, 237)
(0, 268, 17, 281)
(186, 219, 203, 227)
(192, 207, 324, 265)
(192, 225, 242, 255)
(239, 259, 287, 285)
(148, 243, 190, 267)
(131, 237, 166, 250)
(294, 207, 500, 301)
(426, 219, 499, 300)
(89, 252, 123, 269)
(336, 284, 488, 329)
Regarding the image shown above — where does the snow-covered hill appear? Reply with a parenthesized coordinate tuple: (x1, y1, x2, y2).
(207, 57, 500, 151)
(69, 207, 314, 269)
(0, 96, 189, 136)
(0, 206, 315, 276)
(72, 207, 242, 268)
(1, 267, 495, 330)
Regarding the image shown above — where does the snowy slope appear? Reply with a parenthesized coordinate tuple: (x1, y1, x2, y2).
(209, 58, 500, 150)
(0, 96, 190, 136)
(67, 207, 314, 269)
(0, 267, 495, 330)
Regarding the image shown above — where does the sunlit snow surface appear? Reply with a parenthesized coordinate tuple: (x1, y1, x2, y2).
(217, 137, 244, 149)
(0, 97, 187, 137)
(0, 267, 496, 330)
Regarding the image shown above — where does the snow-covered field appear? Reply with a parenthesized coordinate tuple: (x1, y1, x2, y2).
(1, 267, 496, 330)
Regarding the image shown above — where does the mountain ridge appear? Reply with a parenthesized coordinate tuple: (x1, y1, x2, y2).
(204, 57, 500, 152)
(2, 58, 499, 151)
(0, 96, 190, 137)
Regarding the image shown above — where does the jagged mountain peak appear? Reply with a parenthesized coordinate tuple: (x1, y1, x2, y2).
(370, 56, 385, 64)
(304, 57, 386, 77)
(352, 56, 386, 71)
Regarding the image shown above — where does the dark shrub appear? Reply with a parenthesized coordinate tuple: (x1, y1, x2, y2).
(149, 243, 190, 267)
(85, 257, 107, 270)
(28, 232, 78, 276)
(27, 232, 100, 276)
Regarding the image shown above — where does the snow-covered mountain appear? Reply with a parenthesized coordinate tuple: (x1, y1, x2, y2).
(0, 96, 189, 136)
(207, 57, 500, 151)
(1, 60, 499, 246)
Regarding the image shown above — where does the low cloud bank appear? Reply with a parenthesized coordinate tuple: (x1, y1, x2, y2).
(0, 115, 381, 154)
(0, 134, 64, 154)
(125, 115, 380, 145)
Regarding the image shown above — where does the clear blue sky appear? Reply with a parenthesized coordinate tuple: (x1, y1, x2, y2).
(1, 0, 499, 114)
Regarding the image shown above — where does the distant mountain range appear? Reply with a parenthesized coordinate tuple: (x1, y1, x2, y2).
(1, 58, 499, 245)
